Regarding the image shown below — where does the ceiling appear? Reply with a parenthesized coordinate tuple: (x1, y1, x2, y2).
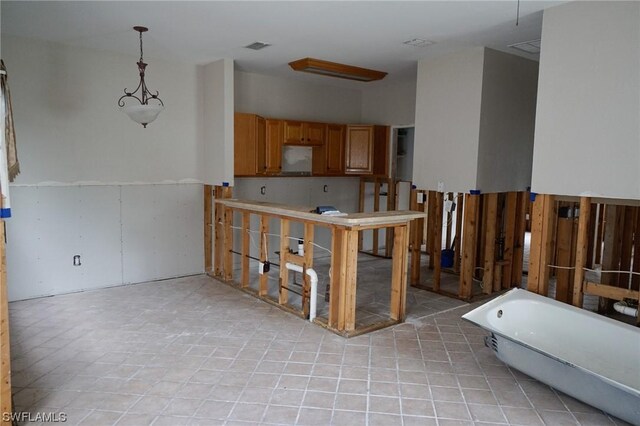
(1, 1, 563, 88)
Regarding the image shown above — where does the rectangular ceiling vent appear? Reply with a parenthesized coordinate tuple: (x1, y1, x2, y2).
(508, 39, 541, 54)
(244, 41, 271, 51)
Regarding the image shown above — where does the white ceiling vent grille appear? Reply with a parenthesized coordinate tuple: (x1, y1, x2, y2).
(244, 41, 271, 50)
(508, 39, 541, 54)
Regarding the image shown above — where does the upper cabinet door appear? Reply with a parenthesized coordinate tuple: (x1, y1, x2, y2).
(283, 120, 305, 145)
(265, 119, 283, 174)
(234, 112, 261, 176)
(345, 125, 373, 174)
(326, 124, 345, 174)
(305, 122, 326, 145)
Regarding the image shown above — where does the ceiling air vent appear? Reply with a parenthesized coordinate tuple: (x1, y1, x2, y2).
(403, 38, 435, 47)
(244, 41, 271, 51)
(508, 39, 541, 54)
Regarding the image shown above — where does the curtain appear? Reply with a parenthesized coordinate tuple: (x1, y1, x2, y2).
(1, 60, 19, 182)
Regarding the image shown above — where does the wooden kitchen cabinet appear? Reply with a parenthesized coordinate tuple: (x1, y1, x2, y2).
(345, 125, 389, 176)
(265, 119, 283, 174)
(326, 124, 346, 174)
(234, 112, 266, 176)
(283, 120, 326, 146)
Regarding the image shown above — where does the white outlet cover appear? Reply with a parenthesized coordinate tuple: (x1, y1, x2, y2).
(437, 181, 444, 193)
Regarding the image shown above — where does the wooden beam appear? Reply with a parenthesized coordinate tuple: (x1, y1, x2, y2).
(632, 210, 640, 292)
(409, 189, 424, 286)
(584, 281, 639, 302)
(213, 186, 224, 277)
(460, 193, 480, 300)
(0, 221, 11, 424)
(223, 203, 234, 282)
(204, 185, 213, 273)
(302, 223, 315, 318)
(573, 197, 591, 307)
(372, 179, 380, 256)
(595, 204, 605, 265)
(342, 229, 360, 331)
(241, 212, 250, 288)
(329, 227, 346, 329)
(432, 193, 444, 291)
(445, 192, 454, 250)
(385, 179, 396, 258)
(528, 194, 555, 295)
(454, 193, 464, 273)
(600, 205, 624, 312)
(502, 192, 518, 289)
(358, 179, 365, 251)
(259, 216, 269, 296)
(279, 219, 291, 305)
(555, 215, 574, 303)
(390, 225, 409, 321)
(585, 203, 598, 269)
(483, 193, 498, 294)
(427, 191, 437, 266)
(511, 191, 528, 287)
(618, 206, 635, 288)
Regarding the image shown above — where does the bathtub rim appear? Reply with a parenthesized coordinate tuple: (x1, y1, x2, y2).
(462, 288, 640, 398)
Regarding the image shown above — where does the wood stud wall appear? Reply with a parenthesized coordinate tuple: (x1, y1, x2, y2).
(1, 220, 11, 424)
(527, 195, 639, 325)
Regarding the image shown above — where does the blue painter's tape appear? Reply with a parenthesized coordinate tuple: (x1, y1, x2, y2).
(469, 189, 481, 195)
(0, 208, 11, 218)
(530, 192, 538, 202)
(222, 182, 230, 187)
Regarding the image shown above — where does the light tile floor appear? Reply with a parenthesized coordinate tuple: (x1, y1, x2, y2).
(9, 274, 630, 425)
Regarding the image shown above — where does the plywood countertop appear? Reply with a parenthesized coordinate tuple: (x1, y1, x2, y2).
(215, 199, 426, 228)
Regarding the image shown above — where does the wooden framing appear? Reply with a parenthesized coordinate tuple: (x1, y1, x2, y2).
(460, 193, 480, 300)
(555, 211, 574, 303)
(259, 216, 270, 296)
(214, 198, 422, 336)
(572, 197, 591, 307)
(0, 220, 11, 424)
(454, 194, 464, 273)
(501, 192, 517, 290)
(409, 189, 426, 285)
(511, 191, 528, 287)
(212, 185, 233, 279)
(204, 185, 213, 273)
(241, 212, 250, 288)
(483, 193, 498, 294)
(528, 194, 555, 295)
(358, 176, 397, 257)
(432, 193, 443, 291)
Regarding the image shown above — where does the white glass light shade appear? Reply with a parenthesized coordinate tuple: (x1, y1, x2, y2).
(121, 104, 163, 127)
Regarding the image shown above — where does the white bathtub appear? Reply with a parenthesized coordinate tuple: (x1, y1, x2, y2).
(462, 288, 640, 425)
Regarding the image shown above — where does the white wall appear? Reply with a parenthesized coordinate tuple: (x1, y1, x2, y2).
(3, 35, 207, 300)
(361, 79, 417, 126)
(413, 48, 485, 193)
(234, 71, 362, 123)
(476, 49, 538, 193)
(532, 1, 640, 199)
(203, 59, 234, 186)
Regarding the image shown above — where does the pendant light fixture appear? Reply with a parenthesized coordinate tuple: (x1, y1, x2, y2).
(118, 26, 164, 128)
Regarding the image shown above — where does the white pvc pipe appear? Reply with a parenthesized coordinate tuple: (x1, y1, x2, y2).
(285, 262, 318, 322)
(613, 302, 638, 318)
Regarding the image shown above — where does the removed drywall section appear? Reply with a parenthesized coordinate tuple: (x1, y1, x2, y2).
(361, 78, 417, 126)
(234, 71, 362, 123)
(202, 59, 235, 186)
(413, 48, 485, 192)
(532, 1, 640, 200)
(476, 49, 538, 193)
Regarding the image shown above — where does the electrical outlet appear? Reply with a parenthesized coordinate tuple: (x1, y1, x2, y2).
(73, 255, 81, 266)
(259, 262, 264, 275)
(417, 192, 425, 204)
(437, 181, 444, 193)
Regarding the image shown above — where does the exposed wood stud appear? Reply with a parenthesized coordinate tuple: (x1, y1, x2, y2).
(528, 194, 555, 295)
(223, 205, 234, 282)
(555, 214, 574, 303)
(454, 193, 464, 273)
(372, 181, 380, 256)
(241, 212, 251, 288)
(573, 197, 591, 307)
(460, 193, 480, 300)
(358, 179, 365, 251)
(445, 192, 454, 249)
(213, 186, 224, 277)
(618, 206, 635, 288)
(585, 203, 598, 269)
(502, 192, 517, 289)
(328, 228, 345, 328)
(511, 191, 528, 287)
(432, 193, 444, 291)
(204, 185, 213, 273)
(600, 205, 623, 312)
(409, 189, 425, 286)
(390, 225, 409, 321)
(343, 229, 360, 331)
(279, 219, 291, 305)
(302, 223, 315, 318)
(595, 204, 605, 265)
(0, 220, 11, 422)
(259, 216, 270, 296)
(483, 193, 498, 294)
(632, 209, 640, 292)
